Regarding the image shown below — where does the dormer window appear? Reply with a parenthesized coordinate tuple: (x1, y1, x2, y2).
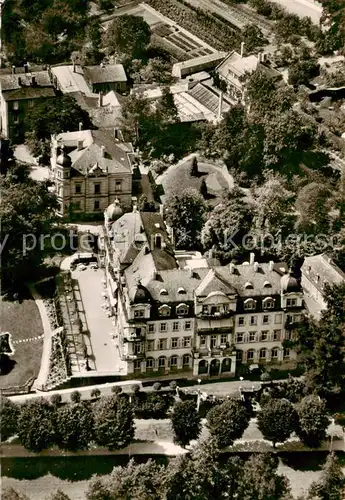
(176, 303, 189, 316)
(244, 298, 256, 311)
(160, 288, 168, 296)
(263, 281, 271, 288)
(134, 309, 145, 318)
(286, 298, 297, 307)
(263, 297, 275, 309)
(244, 282, 254, 289)
(177, 287, 186, 294)
(158, 304, 171, 316)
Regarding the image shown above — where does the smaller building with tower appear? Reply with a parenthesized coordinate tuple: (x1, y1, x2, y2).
(50, 128, 134, 219)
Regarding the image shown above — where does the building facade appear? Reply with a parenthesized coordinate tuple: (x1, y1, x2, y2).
(0, 70, 55, 142)
(50, 129, 133, 219)
(102, 210, 304, 379)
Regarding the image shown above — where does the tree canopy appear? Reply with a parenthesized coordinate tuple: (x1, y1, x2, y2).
(18, 398, 56, 452)
(170, 400, 202, 447)
(295, 395, 330, 448)
(104, 15, 151, 60)
(257, 398, 298, 447)
(309, 452, 345, 500)
(206, 399, 250, 448)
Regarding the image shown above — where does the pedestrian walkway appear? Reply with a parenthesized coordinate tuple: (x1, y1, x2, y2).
(12, 334, 44, 345)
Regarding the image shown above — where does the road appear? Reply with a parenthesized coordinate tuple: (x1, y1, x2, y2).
(269, 0, 322, 24)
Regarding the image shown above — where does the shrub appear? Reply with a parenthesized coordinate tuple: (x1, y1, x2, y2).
(169, 381, 177, 390)
(153, 382, 162, 392)
(51, 394, 62, 406)
(70, 391, 81, 404)
(91, 388, 101, 399)
(131, 384, 140, 394)
(111, 386, 123, 394)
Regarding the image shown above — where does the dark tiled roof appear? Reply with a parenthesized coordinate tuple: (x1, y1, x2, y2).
(140, 212, 177, 271)
(0, 71, 55, 101)
(84, 64, 127, 84)
(195, 269, 236, 297)
(301, 253, 345, 294)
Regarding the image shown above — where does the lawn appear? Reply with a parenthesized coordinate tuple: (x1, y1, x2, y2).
(160, 158, 231, 206)
(0, 291, 44, 390)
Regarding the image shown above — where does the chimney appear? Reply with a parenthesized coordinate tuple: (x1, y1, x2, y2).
(254, 262, 259, 272)
(12, 65, 16, 74)
(31, 76, 36, 86)
(77, 140, 83, 151)
(217, 91, 223, 121)
(229, 262, 235, 274)
(249, 252, 255, 266)
(269, 260, 274, 272)
(101, 145, 106, 157)
(240, 42, 245, 58)
(98, 92, 103, 108)
(17, 76, 21, 86)
(79, 122, 83, 131)
(114, 128, 118, 140)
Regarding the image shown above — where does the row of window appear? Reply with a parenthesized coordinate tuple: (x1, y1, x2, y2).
(158, 303, 189, 317)
(238, 314, 283, 326)
(236, 330, 283, 343)
(74, 181, 123, 194)
(200, 334, 229, 348)
(134, 337, 192, 352)
(236, 347, 290, 361)
(148, 321, 192, 333)
(134, 354, 192, 371)
(244, 297, 297, 311)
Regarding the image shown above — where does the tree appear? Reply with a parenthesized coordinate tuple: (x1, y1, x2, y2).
(0, 397, 20, 442)
(87, 459, 164, 500)
(257, 398, 298, 447)
(200, 179, 208, 199)
(236, 453, 291, 500)
(288, 59, 320, 86)
(104, 15, 151, 60)
(164, 188, 208, 249)
(242, 24, 267, 52)
(0, 169, 58, 286)
(18, 398, 55, 452)
(111, 386, 122, 395)
(93, 394, 134, 450)
(201, 188, 252, 262)
(26, 95, 93, 144)
(49, 490, 72, 500)
(170, 400, 201, 447)
(91, 388, 101, 400)
(55, 402, 94, 451)
(295, 395, 330, 448)
(153, 382, 162, 392)
(70, 390, 81, 404)
(138, 195, 156, 212)
(50, 394, 62, 407)
(2, 488, 29, 500)
(190, 156, 198, 176)
(135, 58, 174, 85)
(206, 399, 250, 448)
(308, 452, 345, 500)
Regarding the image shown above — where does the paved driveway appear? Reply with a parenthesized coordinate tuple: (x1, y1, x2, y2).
(72, 268, 127, 375)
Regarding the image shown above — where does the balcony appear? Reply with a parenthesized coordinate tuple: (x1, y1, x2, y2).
(197, 310, 233, 320)
(123, 352, 145, 361)
(194, 344, 235, 358)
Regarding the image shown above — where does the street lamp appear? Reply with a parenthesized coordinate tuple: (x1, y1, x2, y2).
(196, 378, 201, 412)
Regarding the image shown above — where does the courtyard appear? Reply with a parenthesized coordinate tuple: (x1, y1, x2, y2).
(0, 291, 44, 390)
(72, 268, 127, 375)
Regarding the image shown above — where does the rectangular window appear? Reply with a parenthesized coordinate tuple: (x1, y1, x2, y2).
(249, 332, 256, 342)
(273, 330, 281, 341)
(287, 298, 297, 307)
(261, 331, 268, 341)
(238, 316, 245, 326)
(210, 335, 217, 348)
(263, 315, 269, 325)
(185, 321, 191, 330)
(148, 324, 155, 333)
(134, 342, 143, 354)
(172, 321, 179, 332)
(160, 323, 167, 332)
(200, 335, 206, 347)
(171, 338, 178, 349)
(275, 314, 282, 324)
(236, 333, 244, 343)
(115, 181, 122, 191)
(13, 101, 19, 110)
(183, 337, 191, 348)
(94, 200, 100, 210)
(202, 305, 208, 314)
(220, 333, 227, 344)
(134, 359, 141, 371)
(250, 316, 257, 326)
(158, 339, 167, 350)
(271, 348, 278, 359)
(247, 350, 254, 360)
(75, 184, 81, 194)
(283, 348, 290, 358)
(94, 183, 100, 194)
(158, 357, 166, 367)
(74, 201, 81, 210)
(147, 340, 154, 351)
